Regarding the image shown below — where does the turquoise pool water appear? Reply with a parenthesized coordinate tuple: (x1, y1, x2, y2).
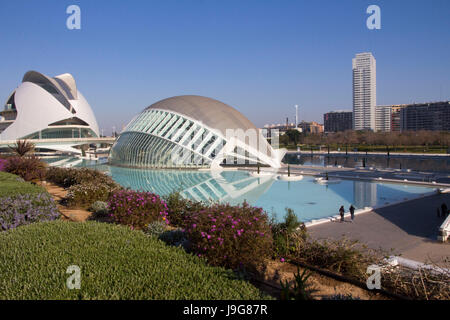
(102, 166, 436, 222)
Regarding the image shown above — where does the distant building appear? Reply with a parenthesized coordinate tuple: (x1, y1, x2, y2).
(0, 70, 100, 153)
(109, 95, 286, 169)
(400, 101, 450, 131)
(263, 123, 301, 137)
(390, 105, 406, 132)
(299, 121, 324, 134)
(375, 106, 391, 132)
(323, 111, 352, 132)
(352, 52, 377, 131)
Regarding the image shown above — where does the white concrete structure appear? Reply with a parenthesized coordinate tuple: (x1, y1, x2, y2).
(109, 95, 286, 170)
(438, 213, 450, 242)
(375, 105, 392, 132)
(352, 53, 377, 131)
(0, 71, 100, 153)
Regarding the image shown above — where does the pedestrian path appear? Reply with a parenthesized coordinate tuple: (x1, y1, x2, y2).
(308, 193, 450, 265)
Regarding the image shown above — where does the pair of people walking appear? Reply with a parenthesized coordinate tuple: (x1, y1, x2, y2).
(339, 204, 355, 222)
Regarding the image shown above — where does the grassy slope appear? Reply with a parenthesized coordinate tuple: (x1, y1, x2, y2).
(0, 171, 45, 197)
(0, 220, 269, 300)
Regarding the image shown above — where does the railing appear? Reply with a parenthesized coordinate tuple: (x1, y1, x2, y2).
(0, 137, 116, 145)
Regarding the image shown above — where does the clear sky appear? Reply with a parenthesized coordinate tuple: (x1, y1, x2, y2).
(0, 0, 449, 134)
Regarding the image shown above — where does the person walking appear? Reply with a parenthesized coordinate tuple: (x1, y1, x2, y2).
(349, 205, 355, 222)
(339, 205, 345, 222)
(441, 203, 448, 218)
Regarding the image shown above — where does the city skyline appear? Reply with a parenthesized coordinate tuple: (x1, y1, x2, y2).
(1, 1, 449, 134)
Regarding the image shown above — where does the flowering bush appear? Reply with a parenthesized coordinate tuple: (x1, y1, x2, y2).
(4, 156, 47, 182)
(0, 158, 7, 172)
(46, 167, 118, 189)
(184, 202, 273, 271)
(164, 192, 206, 228)
(66, 183, 118, 209)
(107, 190, 169, 229)
(0, 192, 59, 231)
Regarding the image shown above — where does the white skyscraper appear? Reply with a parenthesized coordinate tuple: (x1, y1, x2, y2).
(352, 52, 376, 130)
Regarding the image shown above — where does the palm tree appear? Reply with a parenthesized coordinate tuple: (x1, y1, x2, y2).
(8, 139, 35, 157)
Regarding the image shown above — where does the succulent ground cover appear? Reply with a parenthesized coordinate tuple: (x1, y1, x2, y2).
(0, 220, 270, 300)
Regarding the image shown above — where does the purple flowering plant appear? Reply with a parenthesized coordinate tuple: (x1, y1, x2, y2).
(0, 192, 59, 231)
(0, 158, 7, 172)
(107, 189, 169, 230)
(184, 201, 272, 271)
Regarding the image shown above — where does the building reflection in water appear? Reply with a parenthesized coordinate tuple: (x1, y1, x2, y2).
(107, 166, 275, 205)
(353, 181, 377, 208)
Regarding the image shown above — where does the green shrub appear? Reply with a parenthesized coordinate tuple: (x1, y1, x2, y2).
(0, 220, 270, 299)
(66, 183, 117, 209)
(4, 156, 47, 182)
(46, 167, 118, 189)
(293, 237, 371, 280)
(184, 202, 273, 272)
(146, 220, 168, 238)
(280, 267, 315, 300)
(108, 189, 169, 230)
(89, 200, 109, 216)
(164, 192, 206, 228)
(272, 208, 307, 258)
(159, 228, 187, 247)
(45, 167, 77, 187)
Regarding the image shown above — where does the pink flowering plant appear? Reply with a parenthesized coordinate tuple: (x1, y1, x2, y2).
(184, 201, 272, 271)
(107, 189, 169, 230)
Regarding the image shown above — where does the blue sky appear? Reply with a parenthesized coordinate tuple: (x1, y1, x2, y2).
(0, 0, 449, 134)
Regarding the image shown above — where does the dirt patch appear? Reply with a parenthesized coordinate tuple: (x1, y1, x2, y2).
(39, 181, 92, 222)
(258, 260, 388, 300)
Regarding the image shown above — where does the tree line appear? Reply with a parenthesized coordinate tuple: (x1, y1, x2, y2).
(280, 130, 450, 149)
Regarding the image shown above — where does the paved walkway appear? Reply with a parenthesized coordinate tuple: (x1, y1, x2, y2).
(308, 193, 450, 265)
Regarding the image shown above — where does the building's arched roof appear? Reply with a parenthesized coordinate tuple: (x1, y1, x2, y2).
(1, 70, 100, 142)
(54, 73, 78, 100)
(22, 71, 73, 111)
(145, 95, 256, 135)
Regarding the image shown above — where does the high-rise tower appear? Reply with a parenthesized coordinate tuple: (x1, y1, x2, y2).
(352, 52, 376, 130)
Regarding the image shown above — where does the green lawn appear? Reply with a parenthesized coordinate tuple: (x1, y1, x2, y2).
(0, 171, 45, 197)
(0, 220, 269, 299)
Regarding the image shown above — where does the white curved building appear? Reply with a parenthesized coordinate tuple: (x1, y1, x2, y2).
(0, 71, 100, 153)
(109, 95, 285, 169)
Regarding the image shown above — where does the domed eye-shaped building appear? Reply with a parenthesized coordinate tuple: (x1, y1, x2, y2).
(0, 71, 100, 153)
(109, 95, 285, 169)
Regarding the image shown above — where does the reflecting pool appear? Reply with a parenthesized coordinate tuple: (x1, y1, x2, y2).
(104, 166, 436, 222)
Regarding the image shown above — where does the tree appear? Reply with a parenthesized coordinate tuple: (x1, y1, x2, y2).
(285, 129, 301, 146)
(8, 139, 35, 157)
